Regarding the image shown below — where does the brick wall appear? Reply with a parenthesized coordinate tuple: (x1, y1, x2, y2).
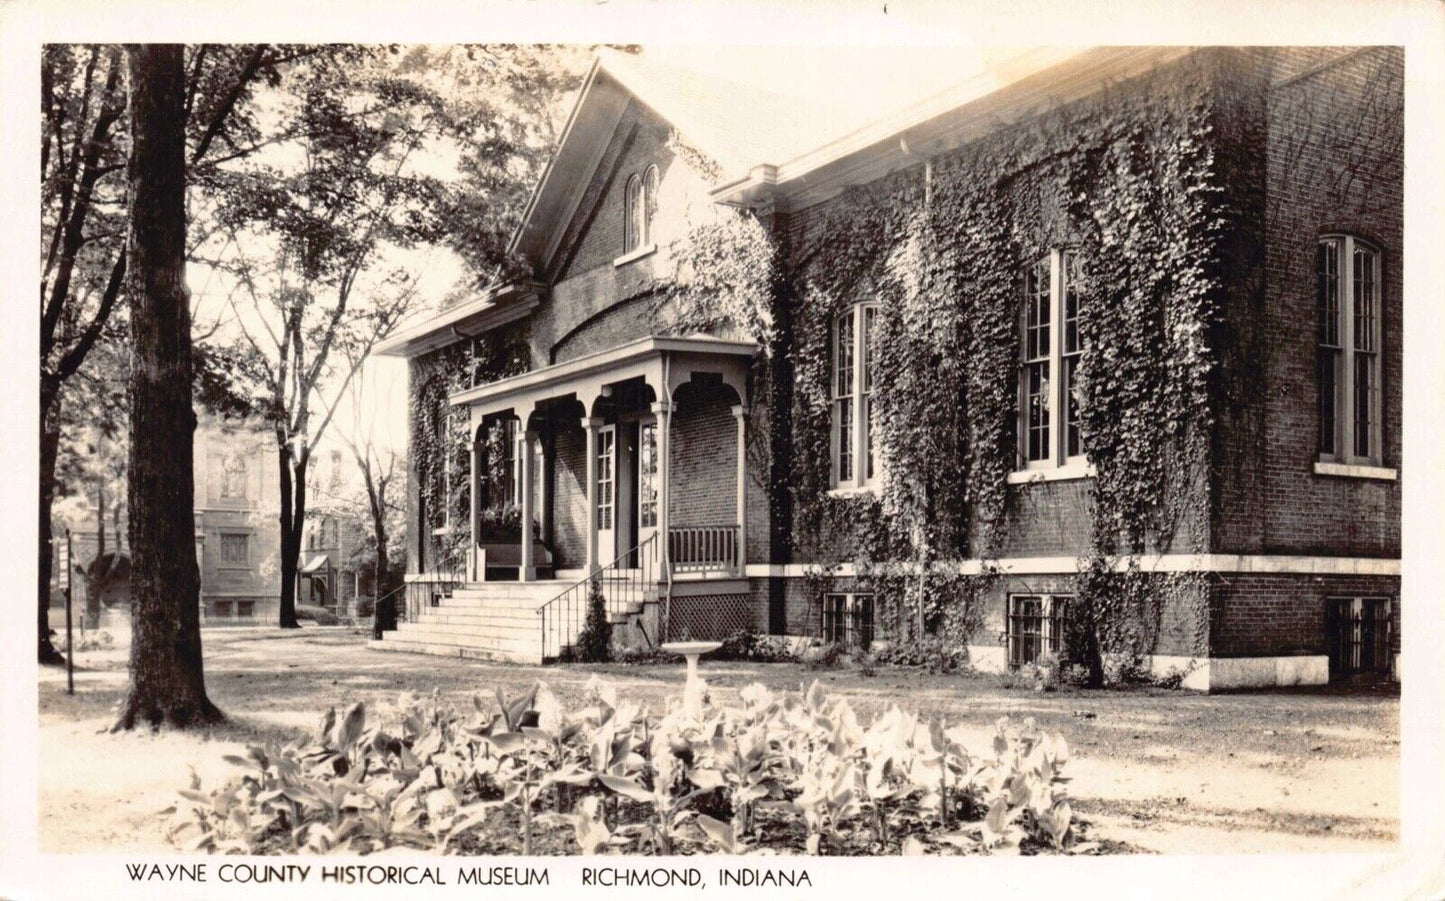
(1211, 47, 1403, 557)
(551, 424, 589, 569)
(668, 379, 740, 529)
(1209, 572, 1400, 658)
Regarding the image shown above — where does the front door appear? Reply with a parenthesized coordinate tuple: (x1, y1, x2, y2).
(596, 425, 616, 564)
(637, 420, 658, 572)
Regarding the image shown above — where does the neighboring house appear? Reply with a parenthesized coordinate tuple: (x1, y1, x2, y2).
(374, 47, 1401, 690)
(299, 511, 369, 616)
(51, 414, 285, 626)
(193, 415, 283, 624)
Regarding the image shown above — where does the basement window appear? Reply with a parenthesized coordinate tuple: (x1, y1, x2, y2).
(822, 592, 875, 651)
(1007, 594, 1070, 668)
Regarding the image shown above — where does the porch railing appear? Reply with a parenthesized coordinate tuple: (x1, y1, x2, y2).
(538, 533, 659, 661)
(668, 525, 740, 575)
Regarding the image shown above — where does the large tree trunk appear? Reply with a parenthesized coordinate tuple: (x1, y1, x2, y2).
(38, 382, 64, 665)
(275, 447, 305, 628)
(113, 44, 221, 730)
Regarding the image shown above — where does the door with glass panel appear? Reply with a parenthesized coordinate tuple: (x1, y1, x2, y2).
(596, 425, 616, 563)
(636, 421, 658, 574)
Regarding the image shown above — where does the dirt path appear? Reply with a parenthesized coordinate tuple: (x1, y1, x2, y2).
(38, 628, 1398, 855)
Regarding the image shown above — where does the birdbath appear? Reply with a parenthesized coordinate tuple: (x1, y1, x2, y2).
(661, 641, 722, 715)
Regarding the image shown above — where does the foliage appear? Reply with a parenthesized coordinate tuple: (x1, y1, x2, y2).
(167, 677, 1092, 856)
(870, 637, 971, 675)
(654, 51, 1269, 666)
(295, 605, 339, 626)
(714, 628, 798, 663)
(576, 578, 613, 664)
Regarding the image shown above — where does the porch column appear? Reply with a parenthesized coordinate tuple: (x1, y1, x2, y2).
(650, 401, 672, 577)
(732, 404, 748, 573)
(582, 416, 603, 573)
(468, 440, 481, 581)
(519, 429, 538, 581)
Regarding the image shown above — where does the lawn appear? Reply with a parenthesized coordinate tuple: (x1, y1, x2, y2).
(38, 626, 1399, 855)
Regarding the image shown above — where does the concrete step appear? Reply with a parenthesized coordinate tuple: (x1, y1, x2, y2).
(392, 625, 543, 653)
(369, 637, 542, 665)
(399, 620, 539, 640)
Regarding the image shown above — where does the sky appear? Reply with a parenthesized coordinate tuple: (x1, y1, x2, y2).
(244, 45, 1021, 467)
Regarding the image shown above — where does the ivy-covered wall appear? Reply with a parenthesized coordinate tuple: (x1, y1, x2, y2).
(406, 327, 530, 572)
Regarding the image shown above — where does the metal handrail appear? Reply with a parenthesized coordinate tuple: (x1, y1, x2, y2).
(538, 532, 659, 660)
(374, 547, 466, 630)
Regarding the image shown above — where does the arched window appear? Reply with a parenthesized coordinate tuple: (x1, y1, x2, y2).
(220, 453, 248, 500)
(624, 174, 643, 254)
(642, 164, 659, 245)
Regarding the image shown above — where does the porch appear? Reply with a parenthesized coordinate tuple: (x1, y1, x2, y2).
(459, 334, 756, 587)
(376, 335, 762, 662)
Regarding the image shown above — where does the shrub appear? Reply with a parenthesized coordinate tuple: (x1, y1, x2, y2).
(872, 637, 969, 674)
(165, 677, 1093, 856)
(296, 605, 339, 626)
(575, 577, 612, 663)
(713, 628, 798, 662)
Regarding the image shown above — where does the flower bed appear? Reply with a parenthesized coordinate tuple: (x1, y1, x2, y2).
(165, 677, 1096, 856)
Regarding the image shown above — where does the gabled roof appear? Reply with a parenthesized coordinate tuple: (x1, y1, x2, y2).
(509, 49, 847, 271)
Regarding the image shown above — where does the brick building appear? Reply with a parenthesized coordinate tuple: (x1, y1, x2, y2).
(376, 47, 1401, 689)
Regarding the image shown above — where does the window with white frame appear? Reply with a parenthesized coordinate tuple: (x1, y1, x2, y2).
(1007, 593, 1071, 668)
(1318, 236, 1382, 464)
(832, 302, 879, 489)
(1018, 251, 1086, 470)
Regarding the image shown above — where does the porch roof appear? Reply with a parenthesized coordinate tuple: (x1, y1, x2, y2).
(448, 334, 757, 417)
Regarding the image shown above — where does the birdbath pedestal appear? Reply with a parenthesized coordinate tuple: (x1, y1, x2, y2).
(661, 641, 722, 714)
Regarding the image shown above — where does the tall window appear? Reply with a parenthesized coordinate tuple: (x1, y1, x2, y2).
(438, 404, 452, 528)
(638, 422, 658, 529)
(1318, 236, 1382, 464)
(596, 429, 615, 530)
(1019, 250, 1086, 469)
(500, 418, 519, 506)
(623, 165, 659, 255)
(832, 302, 878, 489)
(1007, 594, 1071, 667)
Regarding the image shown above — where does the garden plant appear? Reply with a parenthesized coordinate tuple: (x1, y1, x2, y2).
(164, 676, 1092, 856)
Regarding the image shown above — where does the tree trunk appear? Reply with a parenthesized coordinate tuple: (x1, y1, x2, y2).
(113, 44, 222, 730)
(38, 381, 64, 665)
(275, 446, 305, 628)
(371, 516, 395, 639)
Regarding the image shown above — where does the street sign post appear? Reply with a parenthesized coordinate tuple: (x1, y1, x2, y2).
(61, 530, 73, 695)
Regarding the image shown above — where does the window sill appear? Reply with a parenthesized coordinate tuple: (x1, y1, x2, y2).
(1007, 462, 1096, 485)
(827, 483, 880, 499)
(612, 244, 656, 268)
(1313, 461, 1397, 481)
(432, 526, 455, 537)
